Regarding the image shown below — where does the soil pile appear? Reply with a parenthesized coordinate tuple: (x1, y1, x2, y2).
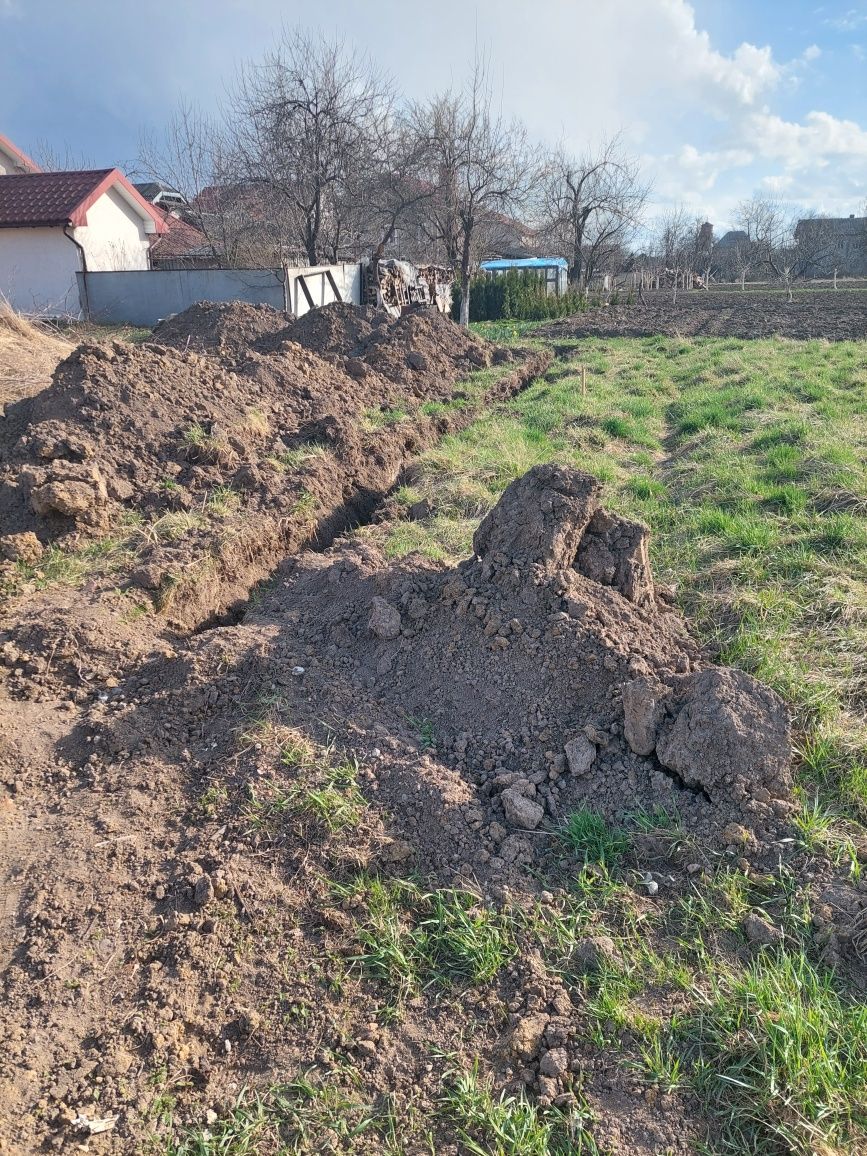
(1, 317, 546, 628)
(150, 300, 294, 358)
(544, 289, 867, 341)
(217, 465, 795, 865)
(0, 467, 845, 1156)
(285, 301, 383, 357)
(70, 466, 794, 897)
(287, 302, 506, 398)
(0, 305, 72, 407)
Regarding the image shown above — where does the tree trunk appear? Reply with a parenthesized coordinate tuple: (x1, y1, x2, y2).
(459, 271, 471, 326)
(458, 231, 472, 327)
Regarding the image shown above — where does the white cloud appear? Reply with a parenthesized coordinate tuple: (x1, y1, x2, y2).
(825, 7, 867, 31)
(802, 43, 822, 60)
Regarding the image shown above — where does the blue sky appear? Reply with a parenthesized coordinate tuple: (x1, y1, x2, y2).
(1, 0, 865, 228)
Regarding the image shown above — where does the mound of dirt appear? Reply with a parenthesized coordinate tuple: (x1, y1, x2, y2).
(285, 300, 384, 358)
(0, 306, 72, 407)
(0, 467, 815, 1156)
(93, 465, 794, 881)
(287, 302, 504, 396)
(0, 330, 549, 630)
(150, 300, 294, 358)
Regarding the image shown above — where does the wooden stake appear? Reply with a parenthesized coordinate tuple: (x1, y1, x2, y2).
(581, 365, 587, 396)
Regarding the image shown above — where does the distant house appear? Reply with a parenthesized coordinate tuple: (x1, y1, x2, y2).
(714, 229, 748, 250)
(0, 161, 166, 314)
(148, 206, 215, 269)
(794, 215, 867, 276)
(134, 181, 189, 211)
(0, 133, 40, 176)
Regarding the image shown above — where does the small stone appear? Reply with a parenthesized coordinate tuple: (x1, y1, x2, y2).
(510, 1013, 549, 1060)
(500, 788, 544, 830)
(742, 912, 782, 946)
(539, 1047, 569, 1080)
(368, 597, 401, 640)
(0, 531, 43, 564)
(622, 677, 670, 756)
(564, 735, 596, 777)
(572, 934, 621, 973)
(488, 821, 507, 843)
(538, 1075, 559, 1101)
(193, 875, 215, 907)
(722, 822, 756, 849)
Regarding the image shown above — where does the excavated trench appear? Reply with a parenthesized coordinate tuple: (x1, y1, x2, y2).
(172, 348, 553, 635)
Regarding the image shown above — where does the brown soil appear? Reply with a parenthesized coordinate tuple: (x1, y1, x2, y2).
(1, 305, 862, 1155)
(150, 300, 296, 359)
(544, 289, 867, 341)
(0, 464, 813, 1155)
(1, 303, 536, 630)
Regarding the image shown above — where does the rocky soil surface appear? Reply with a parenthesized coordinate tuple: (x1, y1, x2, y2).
(1, 304, 863, 1155)
(544, 289, 867, 341)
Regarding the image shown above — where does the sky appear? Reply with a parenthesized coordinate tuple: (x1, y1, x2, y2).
(1, 0, 866, 229)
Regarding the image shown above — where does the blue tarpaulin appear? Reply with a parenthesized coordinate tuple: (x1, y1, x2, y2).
(480, 257, 568, 270)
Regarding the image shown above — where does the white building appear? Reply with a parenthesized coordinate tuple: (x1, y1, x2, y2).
(0, 133, 41, 177)
(0, 139, 166, 316)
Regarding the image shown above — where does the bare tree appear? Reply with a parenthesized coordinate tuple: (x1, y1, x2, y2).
(32, 140, 98, 172)
(139, 101, 252, 265)
(351, 114, 435, 264)
(231, 28, 392, 266)
(413, 58, 534, 325)
(654, 206, 694, 303)
(540, 136, 648, 292)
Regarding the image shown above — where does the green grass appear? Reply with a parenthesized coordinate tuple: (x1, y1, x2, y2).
(442, 1065, 600, 1155)
(374, 332, 867, 823)
(244, 753, 364, 835)
(560, 808, 628, 870)
(162, 1075, 385, 1154)
(687, 950, 867, 1154)
(333, 877, 515, 1004)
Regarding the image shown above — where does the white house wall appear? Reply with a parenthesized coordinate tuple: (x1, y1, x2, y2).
(74, 187, 151, 272)
(0, 227, 81, 315)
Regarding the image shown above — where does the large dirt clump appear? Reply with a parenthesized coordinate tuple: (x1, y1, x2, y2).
(149, 300, 295, 358)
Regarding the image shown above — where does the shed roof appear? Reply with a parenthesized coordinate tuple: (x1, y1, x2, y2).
(0, 169, 166, 232)
(480, 257, 568, 270)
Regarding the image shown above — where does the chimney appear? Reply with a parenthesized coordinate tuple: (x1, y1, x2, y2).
(851, 214, 855, 219)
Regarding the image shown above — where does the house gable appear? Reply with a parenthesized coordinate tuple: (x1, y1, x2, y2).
(0, 133, 41, 176)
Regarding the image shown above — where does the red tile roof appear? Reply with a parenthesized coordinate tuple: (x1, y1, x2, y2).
(0, 169, 167, 231)
(150, 207, 212, 259)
